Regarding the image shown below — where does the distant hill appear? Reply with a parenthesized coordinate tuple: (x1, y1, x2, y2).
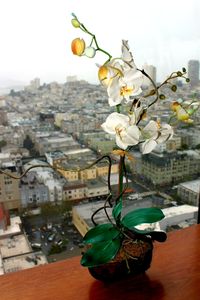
(0, 78, 27, 95)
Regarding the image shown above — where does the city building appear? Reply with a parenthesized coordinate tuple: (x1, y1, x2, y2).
(86, 179, 109, 198)
(23, 159, 63, 204)
(0, 215, 47, 275)
(141, 151, 200, 186)
(0, 164, 21, 210)
(20, 172, 49, 208)
(72, 198, 197, 237)
(63, 181, 87, 201)
(177, 127, 200, 148)
(153, 135, 182, 153)
(0, 204, 10, 231)
(160, 205, 198, 230)
(177, 179, 200, 206)
(35, 135, 80, 155)
(188, 60, 199, 86)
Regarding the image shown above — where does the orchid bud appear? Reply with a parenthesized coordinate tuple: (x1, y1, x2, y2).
(71, 38, 85, 56)
(84, 47, 96, 58)
(159, 94, 166, 100)
(171, 85, 177, 92)
(171, 102, 180, 111)
(71, 18, 80, 28)
(98, 66, 109, 84)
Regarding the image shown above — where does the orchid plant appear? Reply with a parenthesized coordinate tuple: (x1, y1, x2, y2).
(71, 14, 199, 268)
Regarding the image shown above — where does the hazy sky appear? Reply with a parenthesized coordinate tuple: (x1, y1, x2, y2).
(0, 0, 199, 86)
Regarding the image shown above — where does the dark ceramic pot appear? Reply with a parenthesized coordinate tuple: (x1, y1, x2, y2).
(88, 238, 153, 282)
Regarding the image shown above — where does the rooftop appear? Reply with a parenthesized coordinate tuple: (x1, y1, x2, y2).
(0, 234, 31, 258)
(178, 179, 200, 193)
(3, 251, 47, 274)
(0, 216, 21, 238)
(162, 205, 198, 218)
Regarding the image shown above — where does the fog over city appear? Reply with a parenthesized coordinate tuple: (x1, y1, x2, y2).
(0, 0, 199, 87)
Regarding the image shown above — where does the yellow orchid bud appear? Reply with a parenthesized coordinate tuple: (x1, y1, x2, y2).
(171, 101, 180, 112)
(71, 18, 80, 28)
(98, 66, 108, 81)
(71, 38, 85, 56)
(98, 65, 112, 86)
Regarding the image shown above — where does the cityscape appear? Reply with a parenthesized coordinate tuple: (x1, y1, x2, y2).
(0, 59, 200, 276)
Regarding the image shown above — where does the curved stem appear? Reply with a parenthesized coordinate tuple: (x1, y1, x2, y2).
(117, 155, 124, 204)
(78, 20, 112, 61)
(137, 68, 159, 110)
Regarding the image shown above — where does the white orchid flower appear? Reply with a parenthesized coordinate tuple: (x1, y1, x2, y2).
(98, 40, 143, 107)
(121, 40, 137, 69)
(128, 99, 147, 125)
(101, 112, 140, 150)
(141, 121, 174, 154)
(107, 68, 143, 106)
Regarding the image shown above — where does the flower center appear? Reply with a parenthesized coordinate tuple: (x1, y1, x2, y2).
(115, 125, 125, 140)
(120, 86, 133, 96)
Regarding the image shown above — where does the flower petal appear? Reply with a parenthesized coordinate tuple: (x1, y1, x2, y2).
(126, 125, 141, 144)
(143, 120, 159, 139)
(157, 124, 174, 143)
(107, 77, 122, 106)
(116, 135, 129, 150)
(141, 139, 157, 154)
(101, 112, 129, 134)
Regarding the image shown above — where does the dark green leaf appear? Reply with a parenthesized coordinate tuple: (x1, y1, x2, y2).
(186, 78, 190, 82)
(122, 207, 165, 228)
(132, 227, 167, 242)
(81, 238, 122, 267)
(112, 200, 122, 221)
(83, 223, 120, 244)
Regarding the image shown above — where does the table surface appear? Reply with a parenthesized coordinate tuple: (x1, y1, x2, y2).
(0, 224, 200, 300)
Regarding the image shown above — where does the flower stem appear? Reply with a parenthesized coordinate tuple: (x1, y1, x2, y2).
(118, 155, 124, 203)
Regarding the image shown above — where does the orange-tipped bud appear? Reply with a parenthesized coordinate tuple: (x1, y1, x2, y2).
(98, 65, 111, 86)
(98, 66, 108, 81)
(171, 101, 180, 112)
(71, 38, 85, 56)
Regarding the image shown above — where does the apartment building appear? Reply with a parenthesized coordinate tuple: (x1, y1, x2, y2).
(0, 165, 20, 210)
(20, 172, 49, 208)
(63, 181, 87, 201)
(177, 179, 200, 206)
(141, 151, 200, 185)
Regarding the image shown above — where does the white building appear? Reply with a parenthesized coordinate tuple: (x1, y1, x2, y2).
(178, 179, 200, 206)
(160, 205, 198, 230)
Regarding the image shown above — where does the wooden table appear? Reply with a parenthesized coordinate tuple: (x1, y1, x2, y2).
(0, 225, 200, 300)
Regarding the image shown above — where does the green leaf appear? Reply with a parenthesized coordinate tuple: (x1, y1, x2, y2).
(112, 200, 122, 221)
(83, 223, 120, 244)
(132, 228, 167, 242)
(121, 207, 165, 229)
(81, 238, 122, 267)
